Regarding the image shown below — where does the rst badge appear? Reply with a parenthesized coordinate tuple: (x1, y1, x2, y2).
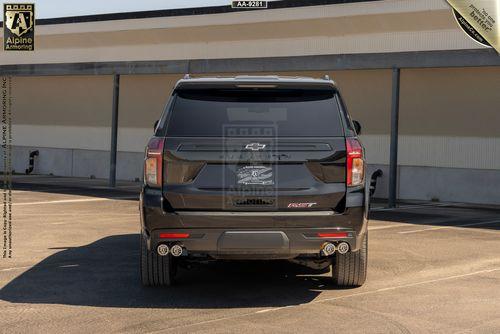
(3, 3, 35, 51)
(237, 166, 273, 185)
(288, 202, 317, 208)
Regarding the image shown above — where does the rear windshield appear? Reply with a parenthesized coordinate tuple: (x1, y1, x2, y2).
(165, 88, 344, 137)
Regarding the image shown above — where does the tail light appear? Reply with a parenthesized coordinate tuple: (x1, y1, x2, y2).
(144, 137, 165, 187)
(346, 137, 364, 186)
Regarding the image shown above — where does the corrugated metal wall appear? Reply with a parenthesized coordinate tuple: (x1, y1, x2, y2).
(11, 66, 500, 171)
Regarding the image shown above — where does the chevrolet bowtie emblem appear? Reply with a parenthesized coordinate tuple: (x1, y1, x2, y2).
(244, 143, 266, 151)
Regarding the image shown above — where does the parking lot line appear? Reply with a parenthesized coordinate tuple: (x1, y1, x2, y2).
(0, 265, 32, 272)
(314, 268, 500, 302)
(398, 220, 500, 234)
(12, 196, 137, 206)
(155, 267, 500, 333)
(371, 203, 457, 211)
(12, 188, 81, 193)
(1, 261, 86, 272)
(368, 223, 410, 231)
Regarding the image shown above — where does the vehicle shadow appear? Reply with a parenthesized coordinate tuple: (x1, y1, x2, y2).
(0, 234, 331, 309)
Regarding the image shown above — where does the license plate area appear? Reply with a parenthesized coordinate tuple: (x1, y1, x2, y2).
(218, 231, 289, 252)
(236, 165, 274, 186)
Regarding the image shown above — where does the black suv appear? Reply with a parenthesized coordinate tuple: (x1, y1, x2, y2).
(140, 75, 368, 287)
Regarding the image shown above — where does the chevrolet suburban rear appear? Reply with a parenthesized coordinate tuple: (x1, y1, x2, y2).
(140, 75, 368, 287)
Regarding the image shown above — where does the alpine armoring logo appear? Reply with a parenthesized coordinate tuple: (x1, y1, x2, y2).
(236, 166, 274, 186)
(3, 3, 35, 51)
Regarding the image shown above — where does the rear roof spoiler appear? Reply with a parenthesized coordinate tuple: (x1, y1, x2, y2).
(175, 75, 337, 90)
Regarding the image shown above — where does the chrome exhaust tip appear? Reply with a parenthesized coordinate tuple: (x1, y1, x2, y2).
(321, 242, 336, 256)
(170, 244, 184, 257)
(157, 244, 170, 256)
(337, 242, 350, 254)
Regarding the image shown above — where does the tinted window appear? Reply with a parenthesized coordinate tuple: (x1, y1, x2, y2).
(165, 88, 344, 137)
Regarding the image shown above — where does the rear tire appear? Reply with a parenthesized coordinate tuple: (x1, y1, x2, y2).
(331, 233, 368, 287)
(140, 236, 176, 286)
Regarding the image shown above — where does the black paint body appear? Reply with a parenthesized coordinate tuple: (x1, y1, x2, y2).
(140, 77, 368, 261)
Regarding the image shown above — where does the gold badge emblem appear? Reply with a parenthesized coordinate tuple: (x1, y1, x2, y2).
(3, 3, 35, 51)
(447, 0, 499, 53)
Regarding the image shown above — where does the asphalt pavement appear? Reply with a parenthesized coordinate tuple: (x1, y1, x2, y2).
(1, 177, 499, 333)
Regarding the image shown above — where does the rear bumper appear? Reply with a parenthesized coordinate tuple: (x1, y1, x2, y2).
(140, 188, 368, 257)
(149, 227, 359, 259)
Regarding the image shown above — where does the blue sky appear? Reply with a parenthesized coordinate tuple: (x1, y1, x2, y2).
(9, 0, 280, 19)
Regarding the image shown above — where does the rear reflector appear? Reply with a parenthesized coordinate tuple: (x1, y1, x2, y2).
(317, 232, 348, 238)
(159, 233, 190, 239)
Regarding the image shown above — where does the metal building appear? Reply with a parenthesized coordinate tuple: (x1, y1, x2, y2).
(1, 0, 499, 204)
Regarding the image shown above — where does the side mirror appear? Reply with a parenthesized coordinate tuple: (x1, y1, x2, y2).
(353, 120, 362, 135)
(153, 120, 159, 131)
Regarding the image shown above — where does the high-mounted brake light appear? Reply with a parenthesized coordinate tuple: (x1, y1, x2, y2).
(144, 137, 165, 187)
(346, 137, 364, 186)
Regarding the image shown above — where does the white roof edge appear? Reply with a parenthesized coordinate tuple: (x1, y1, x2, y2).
(174, 75, 337, 88)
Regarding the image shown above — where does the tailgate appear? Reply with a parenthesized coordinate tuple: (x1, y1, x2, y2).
(162, 137, 346, 211)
